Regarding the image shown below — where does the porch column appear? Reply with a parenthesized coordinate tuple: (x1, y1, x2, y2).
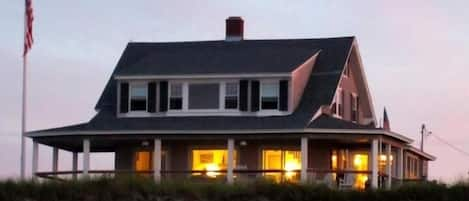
(386, 144, 392, 189)
(83, 138, 90, 178)
(52, 148, 59, 173)
(153, 138, 162, 183)
(227, 138, 235, 184)
(32, 140, 39, 179)
(371, 138, 379, 188)
(300, 137, 308, 183)
(72, 152, 78, 180)
(398, 147, 404, 183)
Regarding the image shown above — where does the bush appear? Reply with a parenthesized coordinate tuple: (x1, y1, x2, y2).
(0, 177, 468, 201)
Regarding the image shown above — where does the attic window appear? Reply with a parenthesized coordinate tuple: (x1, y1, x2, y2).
(130, 84, 148, 111)
(224, 82, 239, 109)
(335, 88, 344, 117)
(261, 82, 279, 110)
(169, 83, 183, 110)
(351, 93, 359, 122)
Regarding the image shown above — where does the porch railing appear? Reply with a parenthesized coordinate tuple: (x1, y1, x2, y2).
(35, 169, 376, 188)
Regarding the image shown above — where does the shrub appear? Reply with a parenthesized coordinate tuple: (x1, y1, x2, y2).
(0, 177, 468, 201)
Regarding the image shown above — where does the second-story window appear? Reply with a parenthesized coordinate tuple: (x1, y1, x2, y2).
(130, 84, 148, 111)
(225, 82, 238, 109)
(261, 82, 279, 110)
(351, 94, 358, 122)
(169, 83, 183, 110)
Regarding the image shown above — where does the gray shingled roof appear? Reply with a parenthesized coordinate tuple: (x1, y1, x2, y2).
(28, 37, 358, 136)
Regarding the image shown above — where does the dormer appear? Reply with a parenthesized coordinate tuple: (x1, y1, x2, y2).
(114, 51, 318, 117)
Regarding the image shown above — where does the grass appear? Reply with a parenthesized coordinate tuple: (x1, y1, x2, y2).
(0, 177, 468, 201)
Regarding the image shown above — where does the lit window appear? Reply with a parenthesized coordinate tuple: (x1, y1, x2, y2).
(192, 149, 236, 178)
(169, 83, 183, 110)
(130, 84, 147, 111)
(352, 154, 369, 189)
(225, 83, 238, 109)
(262, 149, 301, 182)
(261, 82, 279, 110)
(135, 151, 151, 172)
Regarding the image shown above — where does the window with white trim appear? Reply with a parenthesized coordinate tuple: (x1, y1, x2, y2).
(130, 84, 147, 111)
(334, 88, 344, 117)
(351, 93, 358, 122)
(224, 82, 238, 109)
(169, 83, 183, 110)
(261, 82, 279, 110)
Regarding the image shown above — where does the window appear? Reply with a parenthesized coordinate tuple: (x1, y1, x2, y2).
(351, 94, 358, 122)
(130, 84, 147, 111)
(334, 89, 344, 117)
(169, 83, 183, 110)
(262, 149, 301, 182)
(406, 155, 419, 179)
(261, 82, 279, 110)
(192, 149, 236, 178)
(225, 82, 238, 109)
(188, 83, 219, 109)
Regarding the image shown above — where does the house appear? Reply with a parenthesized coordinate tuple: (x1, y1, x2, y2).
(27, 17, 435, 189)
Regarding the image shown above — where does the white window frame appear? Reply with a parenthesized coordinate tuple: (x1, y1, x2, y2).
(168, 81, 185, 111)
(260, 80, 280, 111)
(351, 92, 358, 123)
(222, 81, 240, 111)
(128, 81, 149, 113)
(333, 88, 343, 119)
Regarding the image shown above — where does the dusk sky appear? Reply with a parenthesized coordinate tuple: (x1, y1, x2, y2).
(1, 0, 469, 182)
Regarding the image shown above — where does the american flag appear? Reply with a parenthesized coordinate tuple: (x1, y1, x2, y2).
(23, 0, 34, 56)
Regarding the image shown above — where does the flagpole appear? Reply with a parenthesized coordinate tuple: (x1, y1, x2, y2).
(20, 0, 27, 180)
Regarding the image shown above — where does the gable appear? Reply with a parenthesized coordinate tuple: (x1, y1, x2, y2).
(327, 41, 376, 126)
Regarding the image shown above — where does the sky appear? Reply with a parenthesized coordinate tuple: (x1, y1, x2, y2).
(1, 0, 469, 182)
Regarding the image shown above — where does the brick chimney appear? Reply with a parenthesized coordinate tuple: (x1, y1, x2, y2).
(225, 16, 244, 41)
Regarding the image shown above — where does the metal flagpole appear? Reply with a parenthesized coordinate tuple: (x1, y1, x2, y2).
(20, 0, 27, 179)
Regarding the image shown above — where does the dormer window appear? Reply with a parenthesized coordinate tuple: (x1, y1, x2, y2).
(261, 82, 279, 110)
(169, 83, 183, 110)
(130, 83, 148, 111)
(224, 82, 239, 109)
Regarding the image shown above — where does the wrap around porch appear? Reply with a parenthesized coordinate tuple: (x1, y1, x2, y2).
(32, 133, 407, 189)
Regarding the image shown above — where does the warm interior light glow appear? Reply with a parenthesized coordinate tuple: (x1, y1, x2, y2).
(353, 154, 368, 189)
(192, 149, 235, 178)
(135, 151, 151, 172)
(262, 150, 301, 182)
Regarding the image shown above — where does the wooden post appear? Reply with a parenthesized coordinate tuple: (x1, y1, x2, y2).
(52, 147, 59, 173)
(83, 139, 90, 178)
(32, 140, 38, 179)
(386, 144, 392, 189)
(227, 138, 235, 184)
(371, 138, 378, 188)
(153, 139, 162, 183)
(398, 147, 404, 184)
(300, 137, 308, 183)
(72, 152, 78, 180)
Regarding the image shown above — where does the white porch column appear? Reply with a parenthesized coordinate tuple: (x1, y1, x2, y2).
(371, 138, 379, 188)
(52, 148, 59, 173)
(398, 147, 404, 183)
(32, 140, 39, 179)
(72, 152, 78, 180)
(386, 144, 392, 189)
(83, 139, 90, 178)
(153, 138, 162, 183)
(300, 137, 308, 183)
(227, 138, 235, 184)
